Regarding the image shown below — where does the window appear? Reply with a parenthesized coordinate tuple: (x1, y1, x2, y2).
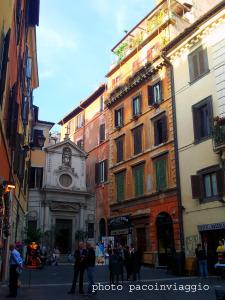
(191, 166, 224, 201)
(88, 223, 94, 239)
(153, 115, 167, 146)
(95, 160, 108, 184)
(133, 126, 142, 155)
(132, 95, 141, 117)
(115, 107, 124, 128)
(188, 46, 209, 82)
(100, 96, 104, 112)
(77, 139, 84, 149)
(116, 172, 125, 201)
(115, 136, 124, 163)
(29, 167, 43, 188)
(0, 30, 10, 106)
(99, 123, 105, 143)
(133, 164, 144, 197)
(33, 129, 44, 148)
(155, 157, 167, 191)
(192, 96, 213, 142)
(148, 81, 162, 106)
(75, 113, 83, 129)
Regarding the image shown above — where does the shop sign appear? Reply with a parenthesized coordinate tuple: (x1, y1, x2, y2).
(111, 229, 129, 236)
(198, 222, 225, 231)
(108, 215, 131, 230)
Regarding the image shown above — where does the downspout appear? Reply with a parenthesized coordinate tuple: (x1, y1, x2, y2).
(161, 51, 185, 253)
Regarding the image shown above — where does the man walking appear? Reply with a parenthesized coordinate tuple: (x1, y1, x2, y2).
(195, 243, 208, 277)
(6, 243, 23, 298)
(86, 242, 96, 295)
(68, 242, 87, 294)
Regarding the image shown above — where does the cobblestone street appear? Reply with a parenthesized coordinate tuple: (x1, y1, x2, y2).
(1, 265, 224, 300)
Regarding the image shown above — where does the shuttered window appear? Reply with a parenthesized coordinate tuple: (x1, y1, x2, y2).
(95, 160, 108, 184)
(28, 167, 43, 188)
(133, 164, 144, 197)
(99, 123, 105, 143)
(191, 167, 224, 201)
(0, 30, 10, 105)
(155, 157, 167, 191)
(116, 136, 124, 163)
(148, 81, 162, 106)
(188, 46, 209, 82)
(192, 96, 213, 143)
(77, 139, 84, 149)
(6, 85, 18, 148)
(116, 172, 125, 201)
(33, 129, 44, 147)
(133, 126, 142, 155)
(132, 95, 141, 117)
(115, 107, 124, 128)
(154, 115, 167, 146)
(21, 96, 29, 125)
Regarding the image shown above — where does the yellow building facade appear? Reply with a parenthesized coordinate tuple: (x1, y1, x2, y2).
(165, 1, 225, 272)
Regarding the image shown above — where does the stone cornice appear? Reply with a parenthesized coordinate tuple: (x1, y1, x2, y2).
(105, 59, 165, 107)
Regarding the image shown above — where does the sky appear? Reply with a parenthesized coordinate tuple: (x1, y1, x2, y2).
(34, 0, 155, 131)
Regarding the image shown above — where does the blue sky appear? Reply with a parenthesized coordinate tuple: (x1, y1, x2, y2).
(34, 0, 154, 131)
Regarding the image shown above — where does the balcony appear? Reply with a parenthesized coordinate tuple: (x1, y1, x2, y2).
(213, 117, 225, 151)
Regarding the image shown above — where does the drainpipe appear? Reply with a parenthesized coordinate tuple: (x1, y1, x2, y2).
(161, 51, 185, 254)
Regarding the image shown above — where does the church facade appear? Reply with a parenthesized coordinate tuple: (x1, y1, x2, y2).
(28, 135, 95, 253)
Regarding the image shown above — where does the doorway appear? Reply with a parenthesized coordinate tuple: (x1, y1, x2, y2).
(156, 212, 174, 266)
(201, 229, 225, 273)
(136, 227, 147, 259)
(55, 219, 72, 254)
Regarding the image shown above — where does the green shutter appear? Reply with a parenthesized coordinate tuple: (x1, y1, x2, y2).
(155, 158, 167, 191)
(134, 165, 144, 197)
(116, 172, 124, 201)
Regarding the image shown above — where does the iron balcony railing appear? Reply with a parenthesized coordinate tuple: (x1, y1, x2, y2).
(213, 122, 225, 150)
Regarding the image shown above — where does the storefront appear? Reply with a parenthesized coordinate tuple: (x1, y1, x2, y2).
(108, 215, 132, 246)
(198, 222, 225, 272)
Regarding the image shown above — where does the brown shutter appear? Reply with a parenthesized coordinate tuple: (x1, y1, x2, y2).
(162, 115, 167, 143)
(99, 123, 105, 142)
(116, 137, 124, 162)
(192, 107, 200, 142)
(115, 109, 118, 127)
(0, 30, 10, 105)
(216, 169, 225, 197)
(154, 121, 159, 146)
(206, 96, 213, 135)
(13, 133, 21, 174)
(95, 163, 99, 184)
(191, 175, 201, 199)
(121, 107, 124, 126)
(104, 160, 108, 182)
(148, 86, 154, 106)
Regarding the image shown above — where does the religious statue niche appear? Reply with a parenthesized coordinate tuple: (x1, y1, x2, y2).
(62, 147, 72, 167)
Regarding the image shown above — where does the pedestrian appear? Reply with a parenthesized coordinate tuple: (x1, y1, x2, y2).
(86, 242, 96, 295)
(130, 247, 142, 281)
(195, 243, 208, 277)
(53, 247, 60, 266)
(6, 243, 23, 298)
(216, 240, 225, 263)
(124, 245, 132, 280)
(68, 242, 87, 295)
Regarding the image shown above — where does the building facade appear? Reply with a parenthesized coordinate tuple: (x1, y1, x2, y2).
(0, 0, 40, 280)
(105, 0, 220, 266)
(59, 84, 110, 241)
(165, 0, 225, 272)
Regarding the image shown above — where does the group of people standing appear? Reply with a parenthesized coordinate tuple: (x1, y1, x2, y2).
(195, 239, 225, 277)
(108, 244, 142, 284)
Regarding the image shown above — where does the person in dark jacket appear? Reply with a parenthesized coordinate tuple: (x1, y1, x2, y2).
(130, 247, 142, 281)
(109, 249, 123, 284)
(124, 246, 132, 280)
(195, 243, 208, 277)
(68, 242, 87, 294)
(86, 242, 96, 294)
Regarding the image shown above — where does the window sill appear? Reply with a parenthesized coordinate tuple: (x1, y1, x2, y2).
(96, 181, 109, 187)
(194, 135, 211, 145)
(131, 114, 141, 120)
(199, 197, 224, 204)
(189, 70, 210, 85)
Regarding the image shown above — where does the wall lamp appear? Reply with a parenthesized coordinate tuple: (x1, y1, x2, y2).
(3, 181, 16, 193)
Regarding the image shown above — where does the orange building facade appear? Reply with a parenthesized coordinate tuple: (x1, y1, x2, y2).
(59, 84, 110, 240)
(0, 0, 40, 280)
(105, 0, 191, 266)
